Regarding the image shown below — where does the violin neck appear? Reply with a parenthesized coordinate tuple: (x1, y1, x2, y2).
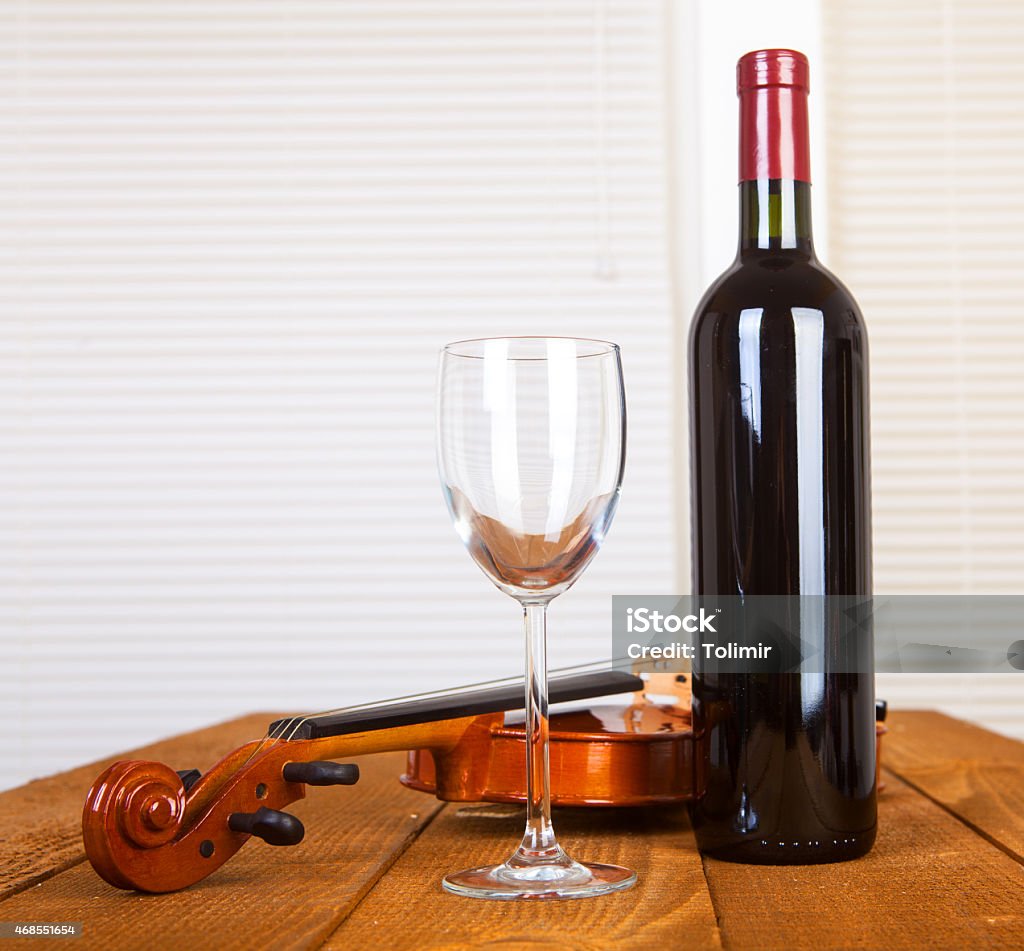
(301, 714, 495, 764)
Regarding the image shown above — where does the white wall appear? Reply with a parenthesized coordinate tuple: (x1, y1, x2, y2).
(0, 1, 676, 789)
(821, 0, 1024, 736)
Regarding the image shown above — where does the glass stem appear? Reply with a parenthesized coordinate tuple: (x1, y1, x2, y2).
(510, 601, 567, 867)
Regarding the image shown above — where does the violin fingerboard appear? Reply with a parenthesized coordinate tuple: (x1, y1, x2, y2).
(270, 670, 643, 740)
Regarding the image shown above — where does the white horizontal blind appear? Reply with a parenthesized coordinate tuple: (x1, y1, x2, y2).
(823, 0, 1024, 736)
(0, 1, 675, 788)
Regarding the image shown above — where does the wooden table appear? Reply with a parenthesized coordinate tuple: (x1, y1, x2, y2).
(2, 711, 1022, 950)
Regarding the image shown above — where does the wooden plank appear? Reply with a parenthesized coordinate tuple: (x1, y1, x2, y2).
(0, 714, 270, 900)
(323, 803, 722, 951)
(882, 710, 1024, 862)
(6, 709, 1022, 950)
(702, 770, 1024, 951)
(0, 751, 443, 951)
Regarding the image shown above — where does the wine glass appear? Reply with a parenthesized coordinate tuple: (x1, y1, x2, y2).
(436, 336, 635, 900)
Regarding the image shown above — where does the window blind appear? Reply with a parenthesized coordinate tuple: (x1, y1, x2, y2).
(0, 1, 675, 788)
(823, 0, 1024, 737)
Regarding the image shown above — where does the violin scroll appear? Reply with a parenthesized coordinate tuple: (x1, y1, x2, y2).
(82, 760, 191, 890)
(113, 763, 186, 850)
(81, 739, 366, 893)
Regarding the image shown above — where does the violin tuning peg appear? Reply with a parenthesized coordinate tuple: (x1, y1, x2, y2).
(175, 768, 202, 792)
(282, 761, 360, 787)
(228, 807, 305, 847)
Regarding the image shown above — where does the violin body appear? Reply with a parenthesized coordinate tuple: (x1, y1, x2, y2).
(402, 699, 694, 807)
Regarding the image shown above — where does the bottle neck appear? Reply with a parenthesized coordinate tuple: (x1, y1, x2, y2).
(738, 179, 815, 258)
(736, 70, 813, 259)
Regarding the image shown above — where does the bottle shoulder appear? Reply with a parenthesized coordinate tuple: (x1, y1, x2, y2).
(690, 253, 867, 343)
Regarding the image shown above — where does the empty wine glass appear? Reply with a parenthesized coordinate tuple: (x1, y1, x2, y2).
(436, 336, 635, 900)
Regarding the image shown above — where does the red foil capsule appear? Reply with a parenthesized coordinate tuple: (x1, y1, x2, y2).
(737, 49, 811, 184)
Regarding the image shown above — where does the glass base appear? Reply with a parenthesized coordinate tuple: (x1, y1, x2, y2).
(442, 860, 637, 901)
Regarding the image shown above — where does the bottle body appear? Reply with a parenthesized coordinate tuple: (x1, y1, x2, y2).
(688, 249, 876, 863)
(687, 50, 876, 864)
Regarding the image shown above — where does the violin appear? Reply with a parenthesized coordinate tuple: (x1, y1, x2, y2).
(82, 665, 691, 893)
(82, 665, 885, 893)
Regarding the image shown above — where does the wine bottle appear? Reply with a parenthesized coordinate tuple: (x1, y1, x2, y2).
(687, 49, 876, 863)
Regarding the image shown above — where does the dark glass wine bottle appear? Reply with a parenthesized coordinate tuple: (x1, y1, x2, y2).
(687, 49, 876, 863)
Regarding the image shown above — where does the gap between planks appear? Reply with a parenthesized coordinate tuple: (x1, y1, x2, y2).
(884, 765, 1024, 868)
(881, 710, 1024, 866)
